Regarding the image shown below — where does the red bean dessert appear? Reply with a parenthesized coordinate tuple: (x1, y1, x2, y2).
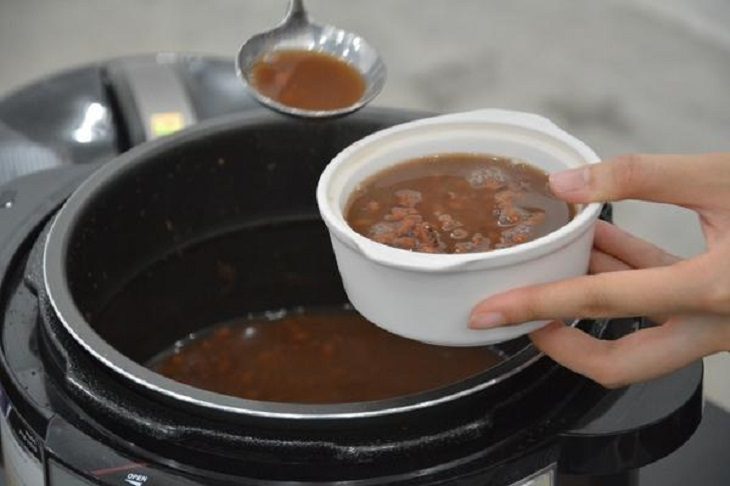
(346, 153, 574, 254)
(152, 310, 503, 403)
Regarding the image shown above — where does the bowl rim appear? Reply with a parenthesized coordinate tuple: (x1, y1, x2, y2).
(317, 109, 603, 272)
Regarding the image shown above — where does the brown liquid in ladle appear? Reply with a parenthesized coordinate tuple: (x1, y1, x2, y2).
(250, 49, 366, 111)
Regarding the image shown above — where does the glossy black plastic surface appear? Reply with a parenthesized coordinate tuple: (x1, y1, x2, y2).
(0, 55, 262, 167)
(560, 320, 703, 475)
(0, 65, 118, 164)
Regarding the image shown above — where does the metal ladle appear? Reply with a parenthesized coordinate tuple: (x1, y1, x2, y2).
(236, 0, 386, 118)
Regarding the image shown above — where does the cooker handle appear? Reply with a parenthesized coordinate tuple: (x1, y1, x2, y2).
(104, 57, 198, 146)
(34, 287, 192, 445)
(557, 317, 703, 476)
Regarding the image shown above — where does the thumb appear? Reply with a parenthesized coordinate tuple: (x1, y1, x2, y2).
(548, 153, 730, 207)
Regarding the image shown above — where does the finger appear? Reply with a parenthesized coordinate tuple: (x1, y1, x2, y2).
(549, 153, 730, 207)
(590, 249, 631, 274)
(588, 223, 680, 326)
(469, 263, 703, 328)
(576, 250, 672, 324)
(593, 220, 680, 269)
(529, 317, 722, 388)
(591, 248, 672, 324)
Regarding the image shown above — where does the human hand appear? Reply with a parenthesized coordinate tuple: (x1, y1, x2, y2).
(469, 153, 730, 388)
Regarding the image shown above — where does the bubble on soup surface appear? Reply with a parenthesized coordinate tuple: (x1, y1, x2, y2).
(466, 167, 509, 189)
(394, 189, 422, 208)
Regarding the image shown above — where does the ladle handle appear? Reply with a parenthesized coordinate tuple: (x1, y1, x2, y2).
(285, 0, 309, 24)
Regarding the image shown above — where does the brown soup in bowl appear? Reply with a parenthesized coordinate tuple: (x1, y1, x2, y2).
(345, 153, 574, 254)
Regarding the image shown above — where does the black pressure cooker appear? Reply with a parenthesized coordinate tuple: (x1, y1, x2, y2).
(0, 55, 703, 485)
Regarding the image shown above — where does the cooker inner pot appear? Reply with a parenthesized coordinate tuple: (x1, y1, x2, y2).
(62, 114, 532, 406)
(98, 217, 508, 403)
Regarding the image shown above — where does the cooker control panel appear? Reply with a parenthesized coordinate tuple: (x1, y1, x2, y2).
(43, 416, 201, 485)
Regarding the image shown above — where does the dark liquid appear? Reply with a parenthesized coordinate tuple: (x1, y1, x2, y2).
(250, 49, 366, 111)
(346, 153, 574, 254)
(151, 309, 503, 403)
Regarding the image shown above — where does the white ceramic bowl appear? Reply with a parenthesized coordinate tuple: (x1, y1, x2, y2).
(316, 109, 601, 346)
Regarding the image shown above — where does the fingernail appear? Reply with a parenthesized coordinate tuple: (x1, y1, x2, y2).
(549, 168, 589, 194)
(469, 312, 506, 329)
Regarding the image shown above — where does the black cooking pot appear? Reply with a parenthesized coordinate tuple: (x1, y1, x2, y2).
(30, 108, 605, 481)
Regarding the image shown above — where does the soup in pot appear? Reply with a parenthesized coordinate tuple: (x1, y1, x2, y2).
(151, 309, 503, 403)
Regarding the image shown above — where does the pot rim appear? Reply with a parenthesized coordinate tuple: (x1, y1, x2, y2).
(42, 109, 546, 421)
